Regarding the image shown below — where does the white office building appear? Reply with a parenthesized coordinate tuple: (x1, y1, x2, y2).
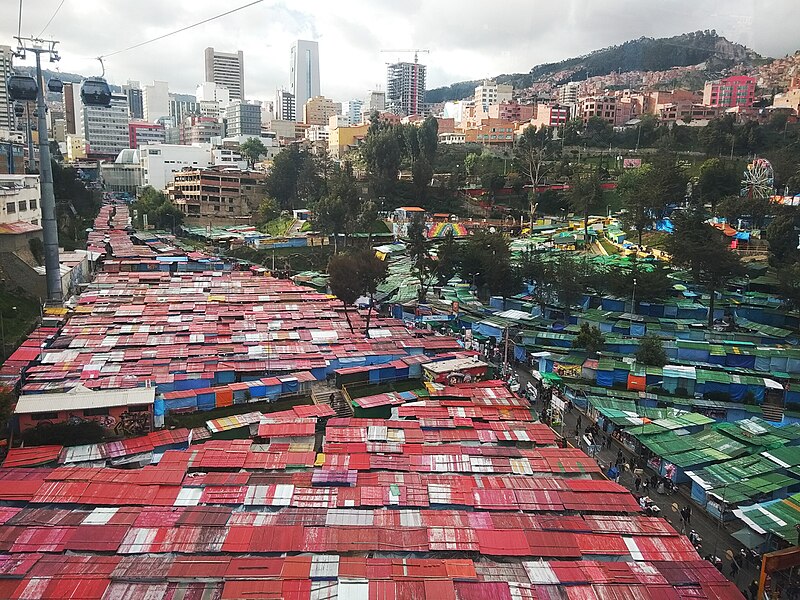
(204, 48, 245, 101)
(143, 81, 170, 122)
(78, 94, 130, 157)
(138, 143, 212, 191)
(290, 40, 320, 122)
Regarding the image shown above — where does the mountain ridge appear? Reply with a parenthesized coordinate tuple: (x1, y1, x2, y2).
(426, 30, 765, 104)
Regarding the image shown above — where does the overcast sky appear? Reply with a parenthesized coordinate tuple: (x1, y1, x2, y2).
(4, 0, 799, 103)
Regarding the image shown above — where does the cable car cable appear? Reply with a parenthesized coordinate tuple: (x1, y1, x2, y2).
(97, 0, 264, 60)
(38, 0, 66, 37)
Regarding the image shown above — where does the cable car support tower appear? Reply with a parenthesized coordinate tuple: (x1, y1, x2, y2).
(11, 37, 62, 304)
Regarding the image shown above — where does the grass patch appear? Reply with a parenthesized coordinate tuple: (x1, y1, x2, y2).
(640, 231, 670, 250)
(599, 237, 619, 255)
(260, 216, 295, 237)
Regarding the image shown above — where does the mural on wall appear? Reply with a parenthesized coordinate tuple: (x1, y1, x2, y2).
(114, 410, 151, 436)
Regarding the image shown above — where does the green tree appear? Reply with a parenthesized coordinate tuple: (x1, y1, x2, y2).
(551, 253, 590, 316)
(636, 334, 667, 367)
(254, 198, 279, 226)
(583, 116, 614, 147)
(328, 253, 361, 333)
(777, 263, 800, 310)
(265, 145, 321, 209)
(568, 167, 604, 237)
(699, 115, 735, 156)
(667, 207, 744, 328)
(131, 186, 183, 231)
(361, 121, 403, 199)
(435, 231, 458, 285)
(459, 230, 519, 297)
(766, 211, 799, 266)
(354, 249, 388, 336)
(607, 259, 672, 302)
(574, 322, 605, 355)
(239, 138, 268, 168)
(407, 215, 436, 301)
(617, 164, 660, 246)
(515, 125, 558, 223)
(698, 158, 740, 210)
(518, 251, 557, 310)
(312, 163, 361, 253)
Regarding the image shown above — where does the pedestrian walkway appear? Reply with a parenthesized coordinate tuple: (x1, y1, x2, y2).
(503, 363, 758, 596)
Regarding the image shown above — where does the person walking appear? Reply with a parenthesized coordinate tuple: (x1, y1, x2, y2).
(634, 475, 642, 492)
(680, 505, 691, 534)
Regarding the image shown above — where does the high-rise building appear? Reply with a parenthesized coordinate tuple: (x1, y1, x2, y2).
(0, 45, 14, 133)
(78, 93, 130, 157)
(367, 90, 386, 113)
(122, 81, 144, 120)
(344, 99, 363, 125)
(204, 48, 245, 101)
(143, 81, 170, 122)
(303, 96, 341, 126)
(276, 89, 296, 121)
(225, 100, 261, 137)
(169, 98, 200, 126)
(387, 61, 427, 116)
(558, 82, 580, 106)
(290, 40, 320, 122)
(474, 80, 512, 112)
(63, 82, 77, 135)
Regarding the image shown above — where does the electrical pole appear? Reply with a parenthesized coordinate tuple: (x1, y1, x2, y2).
(14, 37, 63, 304)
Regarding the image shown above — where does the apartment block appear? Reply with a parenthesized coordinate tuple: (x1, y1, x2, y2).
(703, 75, 756, 108)
(303, 96, 342, 126)
(166, 167, 266, 221)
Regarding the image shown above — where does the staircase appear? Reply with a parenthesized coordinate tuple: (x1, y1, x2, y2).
(312, 384, 353, 418)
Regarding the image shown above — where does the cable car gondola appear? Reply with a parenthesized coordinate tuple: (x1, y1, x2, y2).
(6, 75, 38, 102)
(81, 77, 112, 107)
(47, 78, 63, 93)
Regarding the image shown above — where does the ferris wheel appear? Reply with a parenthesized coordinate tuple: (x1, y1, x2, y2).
(741, 158, 775, 199)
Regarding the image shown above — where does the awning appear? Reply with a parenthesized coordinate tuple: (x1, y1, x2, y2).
(731, 527, 765, 549)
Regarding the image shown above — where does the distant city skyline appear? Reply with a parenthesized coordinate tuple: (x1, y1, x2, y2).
(2, 0, 798, 102)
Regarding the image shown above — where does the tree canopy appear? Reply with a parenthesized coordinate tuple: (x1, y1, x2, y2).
(131, 186, 183, 231)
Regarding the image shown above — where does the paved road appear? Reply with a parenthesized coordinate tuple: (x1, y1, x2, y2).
(502, 363, 759, 597)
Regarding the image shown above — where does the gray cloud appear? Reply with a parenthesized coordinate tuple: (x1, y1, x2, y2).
(3, 0, 797, 104)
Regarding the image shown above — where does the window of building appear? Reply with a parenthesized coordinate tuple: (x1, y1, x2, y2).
(6, 202, 15, 214)
(32, 411, 59, 421)
(84, 407, 110, 417)
(128, 405, 150, 413)
(18, 200, 27, 212)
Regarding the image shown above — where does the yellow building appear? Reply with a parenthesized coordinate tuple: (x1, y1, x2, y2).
(303, 96, 342, 126)
(328, 123, 369, 159)
(66, 135, 87, 162)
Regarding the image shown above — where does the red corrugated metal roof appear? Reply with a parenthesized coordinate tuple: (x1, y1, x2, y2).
(3, 446, 63, 468)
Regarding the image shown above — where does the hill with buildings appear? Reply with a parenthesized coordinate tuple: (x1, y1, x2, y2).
(426, 31, 763, 103)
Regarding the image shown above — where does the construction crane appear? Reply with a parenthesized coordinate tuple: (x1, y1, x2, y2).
(380, 49, 430, 115)
(380, 48, 430, 64)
